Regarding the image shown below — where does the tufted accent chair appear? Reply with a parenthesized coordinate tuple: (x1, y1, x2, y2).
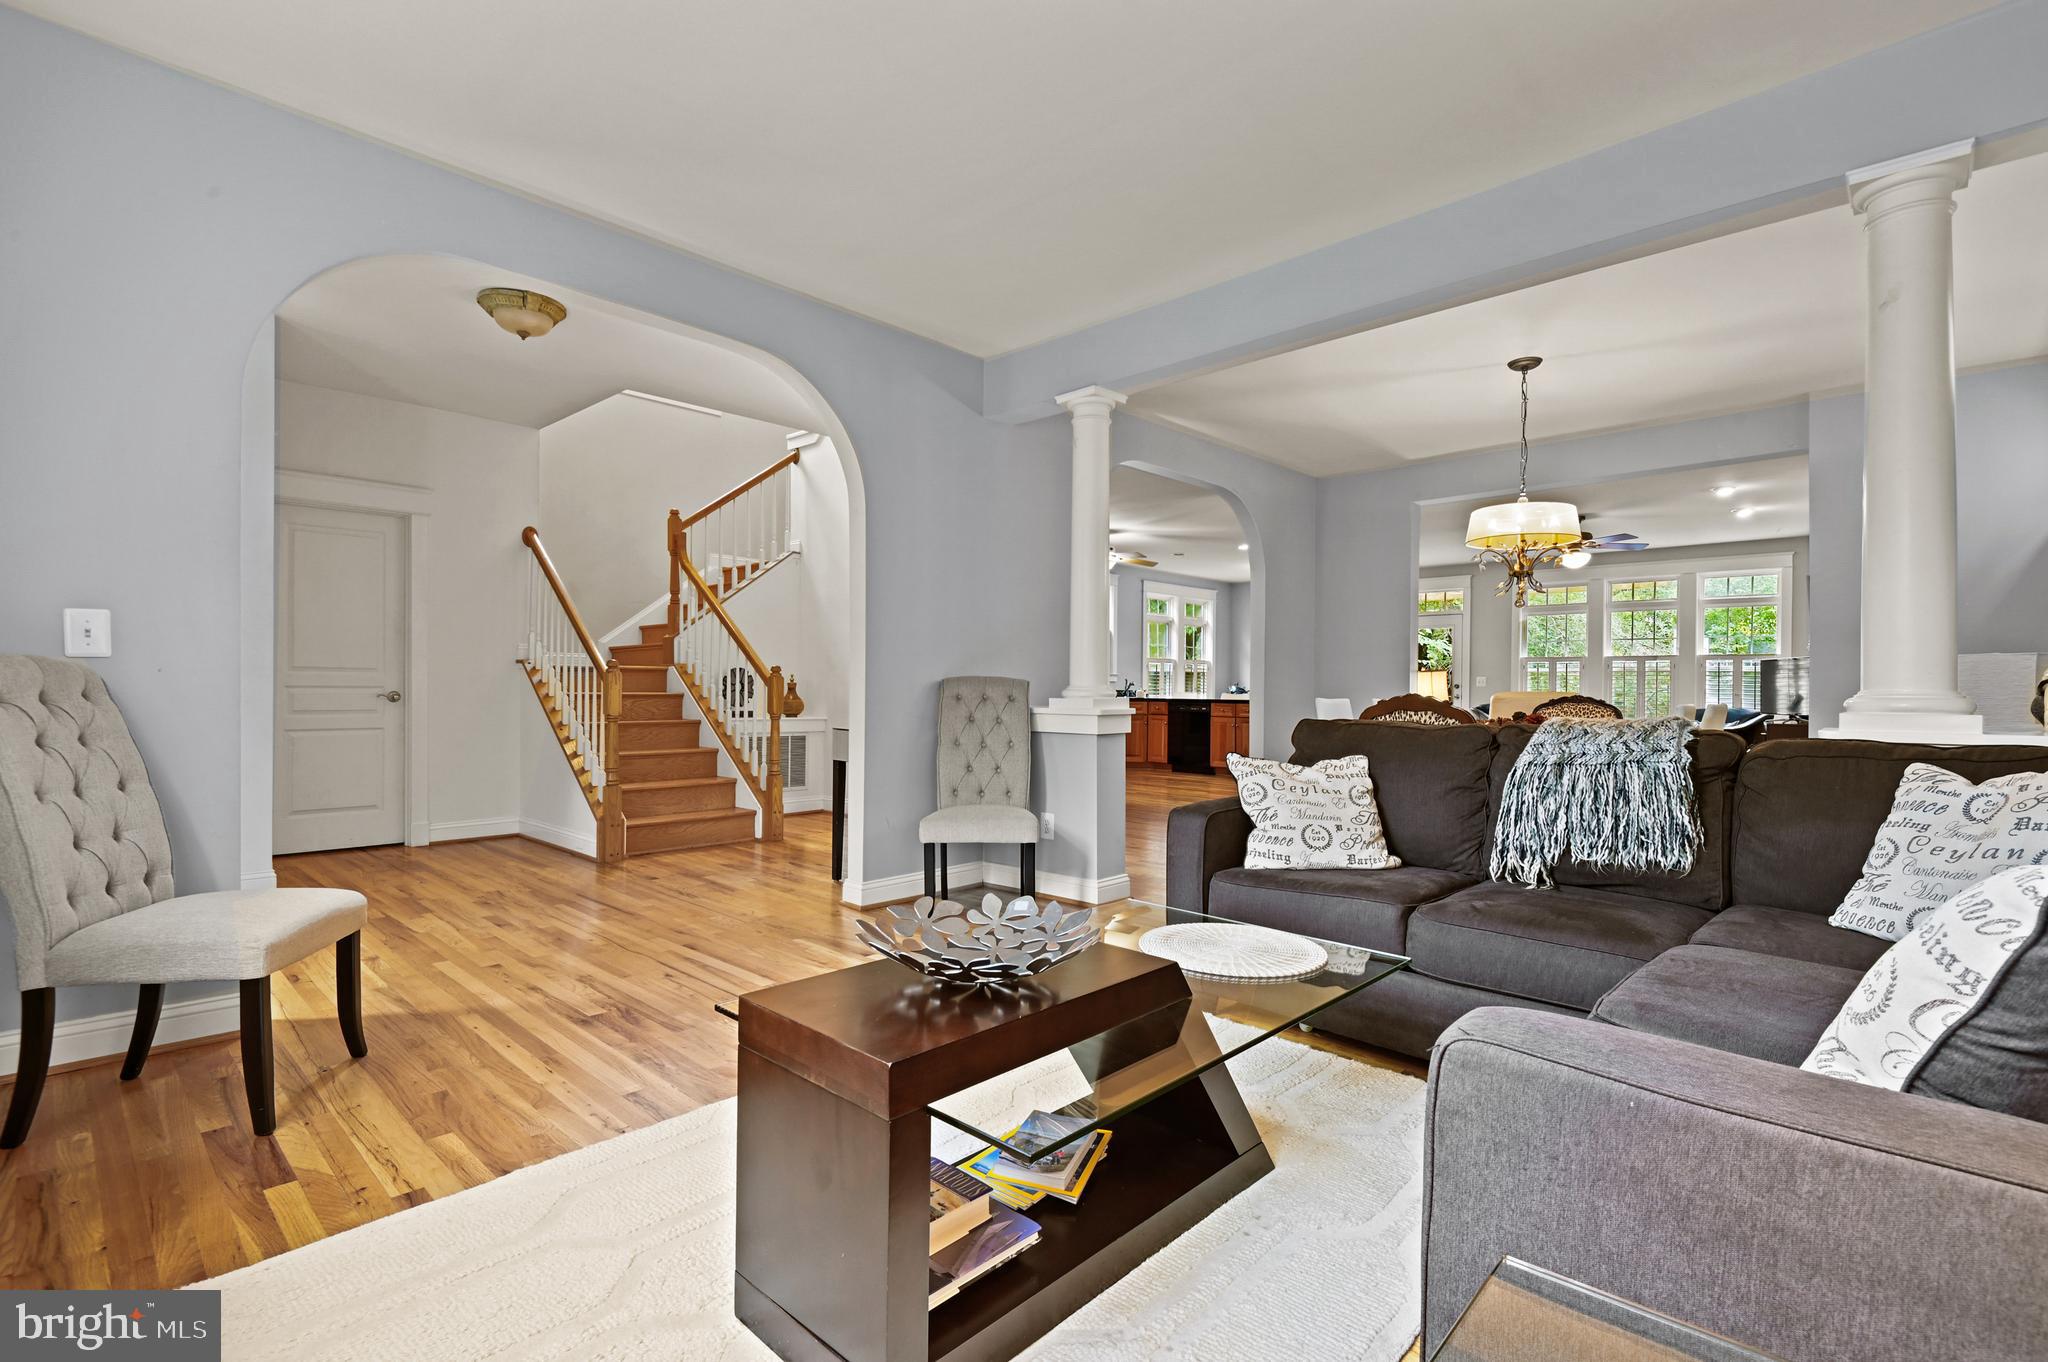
(0, 657, 370, 1145)
(917, 676, 1038, 899)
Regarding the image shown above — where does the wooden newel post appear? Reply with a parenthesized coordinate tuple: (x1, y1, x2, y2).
(765, 666, 786, 842)
(666, 509, 684, 638)
(600, 664, 627, 864)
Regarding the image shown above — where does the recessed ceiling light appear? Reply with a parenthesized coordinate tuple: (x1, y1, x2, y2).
(1173, 551, 1185, 557)
(1236, 543, 1248, 551)
(1711, 485, 1736, 498)
(1733, 506, 1758, 519)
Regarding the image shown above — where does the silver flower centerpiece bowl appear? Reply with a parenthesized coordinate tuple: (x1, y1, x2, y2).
(855, 894, 1101, 986)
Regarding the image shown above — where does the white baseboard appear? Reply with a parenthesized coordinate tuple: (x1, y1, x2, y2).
(844, 859, 1130, 907)
(431, 816, 524, 842)
(0, 991, 241, 1078)
(520, 817, 597, 859)
(240, 870, 278, 890)
(783, 792, 832, 814)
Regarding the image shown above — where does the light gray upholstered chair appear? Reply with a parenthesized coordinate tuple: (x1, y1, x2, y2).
(0, 656, 368, 1144)
(918, 676, 1037, 900)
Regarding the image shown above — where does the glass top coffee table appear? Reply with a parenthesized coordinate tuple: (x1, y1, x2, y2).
(732, 898, 1407, 1362)
(927, 900, 1408, 1163)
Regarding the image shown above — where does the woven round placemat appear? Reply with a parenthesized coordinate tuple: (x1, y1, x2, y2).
(1138, 922, 1330, 982)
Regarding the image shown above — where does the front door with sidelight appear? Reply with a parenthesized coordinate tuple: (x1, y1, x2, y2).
(274, 503, 407, 853)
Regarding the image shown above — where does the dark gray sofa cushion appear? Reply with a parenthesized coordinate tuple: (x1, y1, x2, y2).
(1407, 884, 1711, 1011)
(1688, 903, 1888, 972)
(1728, 738, 2048, 915)
(1207, 865, 1474, 954)
(1487, 724, 1744, 911)
(1592, 944, 1864, 1064)
(1287, 719, 1496, 876)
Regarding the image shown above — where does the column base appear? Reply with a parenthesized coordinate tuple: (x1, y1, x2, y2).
(1042, 695, 1136, 724)
(1819, 710, 2048, 746)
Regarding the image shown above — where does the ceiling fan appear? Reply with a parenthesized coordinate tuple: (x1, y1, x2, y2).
(1109, 541, 1158, 568)
(1562, 517, 1650, 563)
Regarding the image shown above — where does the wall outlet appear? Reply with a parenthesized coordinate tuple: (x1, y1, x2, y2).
(63, 608, 111, 657)
(1040, 812, 1055, 840)
(1474, 675, 1488, 691)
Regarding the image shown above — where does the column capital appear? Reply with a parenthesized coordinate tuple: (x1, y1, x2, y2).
(1054, 385, 1128, 416)
(1848, 139, 1972, 215)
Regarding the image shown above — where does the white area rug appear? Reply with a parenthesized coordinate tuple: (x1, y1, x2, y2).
(201, 1022, 1425, 1361)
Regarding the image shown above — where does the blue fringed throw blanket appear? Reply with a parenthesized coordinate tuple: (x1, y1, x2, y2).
(1490, 715, 1703, 888)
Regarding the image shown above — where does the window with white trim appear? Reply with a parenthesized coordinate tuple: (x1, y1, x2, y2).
(1507, 556, 1793, 715)
(1700, 572, 1782, 709)
(1517, 584, 1587, 694)
(1143, 582, 1216, 698)
(1606, 579, 1678, 718)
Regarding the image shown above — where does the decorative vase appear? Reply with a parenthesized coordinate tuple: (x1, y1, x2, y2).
(782, 674, 806, 717)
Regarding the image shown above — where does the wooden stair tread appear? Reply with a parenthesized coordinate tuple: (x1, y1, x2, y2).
(624, 808, 756, 828)
(621, 745, 718, 757)
(618, 776, 734, 791)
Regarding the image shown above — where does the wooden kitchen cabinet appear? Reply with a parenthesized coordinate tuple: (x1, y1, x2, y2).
(1125, 700, 1172, 766)
(1210, 704, 1253, 771)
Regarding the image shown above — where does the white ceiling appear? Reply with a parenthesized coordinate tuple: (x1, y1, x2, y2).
(1134, 150, 2048, 475)
(13, 0, 2000, 355)
(1110, 466, 1249, 583)
(276, 255, 818, 430)
(1418, 454, 1810, 566)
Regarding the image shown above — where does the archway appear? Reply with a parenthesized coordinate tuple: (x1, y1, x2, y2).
(238, 252, 871, 887)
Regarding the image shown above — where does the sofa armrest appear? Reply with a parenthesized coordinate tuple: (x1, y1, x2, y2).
(1423, 1008, 2048, 1362)
(1165, 796, 1251, 914)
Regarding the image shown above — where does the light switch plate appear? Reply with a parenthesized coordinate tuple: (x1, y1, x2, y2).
(64, 608, 111, 657)
(1040, 812, 1055, 840)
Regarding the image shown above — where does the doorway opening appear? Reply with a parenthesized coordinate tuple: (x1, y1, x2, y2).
(246, 253, 868, 883)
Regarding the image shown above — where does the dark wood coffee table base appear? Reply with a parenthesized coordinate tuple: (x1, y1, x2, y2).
(734, 948, 1276, 1362)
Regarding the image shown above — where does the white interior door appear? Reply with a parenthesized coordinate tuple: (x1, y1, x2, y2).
(275, 503, 407, 853)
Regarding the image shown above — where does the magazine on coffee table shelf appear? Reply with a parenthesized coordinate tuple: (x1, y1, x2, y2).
(929, 1156, 994, 1252)
(928, 1206, 1041, 1309)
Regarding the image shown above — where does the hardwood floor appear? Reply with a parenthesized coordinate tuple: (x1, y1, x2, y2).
(0, 769, 1419, 1293)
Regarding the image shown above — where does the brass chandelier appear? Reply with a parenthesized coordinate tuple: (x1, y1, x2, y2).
(1465, 356, 1590, 606)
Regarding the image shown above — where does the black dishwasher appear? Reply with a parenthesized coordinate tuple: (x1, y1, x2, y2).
(1168, 700, 1212, 773)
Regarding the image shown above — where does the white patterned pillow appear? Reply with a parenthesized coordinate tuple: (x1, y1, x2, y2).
(1803, 866, 2048, 1098)
(1829, 763, 2048, 941)
(1228, 753, 1400, 871)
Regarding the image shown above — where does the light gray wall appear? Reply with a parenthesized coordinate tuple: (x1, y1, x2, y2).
(0, 8, 1064, 1025)
(1955, 363, 2048, 657)
(1110, 564, 1248, 694)
(1806, 392, 1865, 726)
(1423, 536, 1810, 708)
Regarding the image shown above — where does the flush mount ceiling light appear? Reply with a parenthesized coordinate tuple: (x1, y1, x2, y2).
(1236, 543, 1249, 551)
(1711, 484, 1737, 498)
(476, 287, 567, 340)
(1734, 505, 1759, 519)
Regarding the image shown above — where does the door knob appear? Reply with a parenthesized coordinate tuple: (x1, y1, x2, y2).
(377, 690, 403, 702)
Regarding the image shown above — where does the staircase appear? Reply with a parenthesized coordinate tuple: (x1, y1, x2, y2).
(518, 449, 802, 864)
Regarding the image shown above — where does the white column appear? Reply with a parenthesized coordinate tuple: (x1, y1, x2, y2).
(1833, 140, 1982, 739)
(1051, 385, 1126, 711)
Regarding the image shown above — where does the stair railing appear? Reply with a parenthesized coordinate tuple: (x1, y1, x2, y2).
(665, 449, 800, 634)
(667, 514, 785, 842)
(521, 526, 626, 863)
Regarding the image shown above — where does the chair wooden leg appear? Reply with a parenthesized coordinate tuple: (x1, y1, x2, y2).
(939, 845, 949, 900)
(240, 977, 276, 1137)
(2, 988, 55, 1148)
(1019, 842, 1037, 898)
(337, 932, 368, 1059)
(120, 983, 164, 1081)
(923, 842, 937, 899)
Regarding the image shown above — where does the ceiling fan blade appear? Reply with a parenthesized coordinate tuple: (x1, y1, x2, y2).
(1591, 541, 1650, 552)
(1587, 532, 1641, 544)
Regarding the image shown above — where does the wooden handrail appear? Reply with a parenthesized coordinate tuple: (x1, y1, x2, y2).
(675, 548, 777, 683)
(521, 526, 606, 671)
(676, 449, 800, 530)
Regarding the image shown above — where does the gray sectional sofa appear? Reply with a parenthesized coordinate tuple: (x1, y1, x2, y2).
(1166, 724, 2048, 1360)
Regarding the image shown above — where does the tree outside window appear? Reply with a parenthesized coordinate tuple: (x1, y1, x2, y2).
(1701, 573, 1781, 707)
